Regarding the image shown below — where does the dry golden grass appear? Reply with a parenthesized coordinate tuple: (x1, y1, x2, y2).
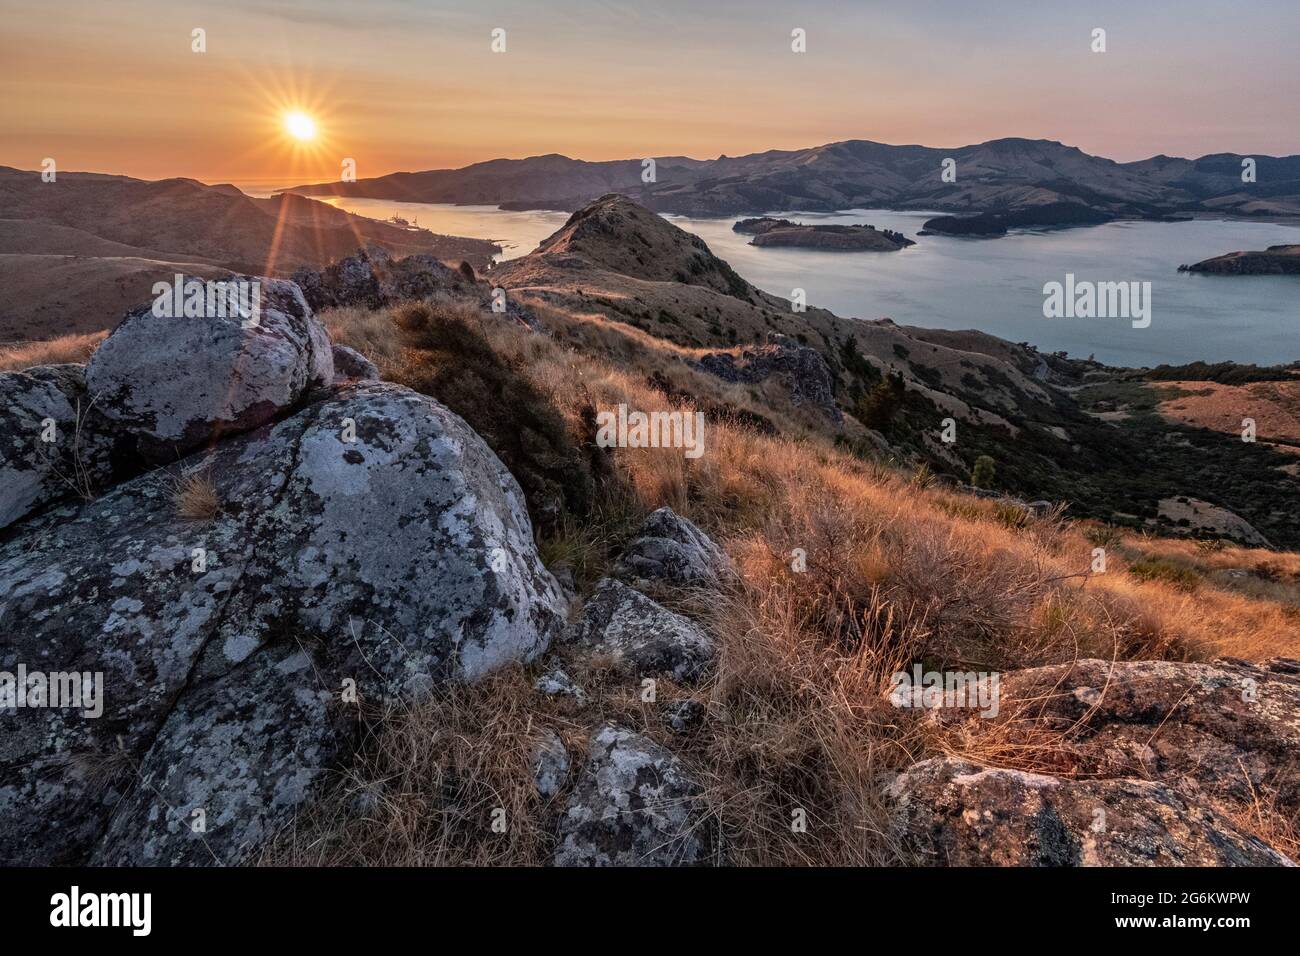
(266, 667, 584, 866)
(279, 295, 1300, 866)
(320, 305, 404, 370)
(172, 471, 221, 522)
(0, 331, 107, 371)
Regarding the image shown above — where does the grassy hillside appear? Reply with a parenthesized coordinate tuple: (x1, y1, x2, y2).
(269, 287, 1300, 866)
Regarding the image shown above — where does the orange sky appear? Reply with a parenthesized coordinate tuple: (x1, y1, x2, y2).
(3, 0, 1298, 184)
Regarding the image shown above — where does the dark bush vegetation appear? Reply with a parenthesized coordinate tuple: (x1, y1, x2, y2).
(389, 300, 595, 533)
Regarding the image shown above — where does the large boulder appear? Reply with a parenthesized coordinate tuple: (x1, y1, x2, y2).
(85, 276, 333, 460)
(0, 381, 566, 865)
(569, 578, 716, 683)
(613, 507, 729, 588)
(888, 757, 1292, 867)
(0, 363, 115, 528)
(554, 724, 714, 866)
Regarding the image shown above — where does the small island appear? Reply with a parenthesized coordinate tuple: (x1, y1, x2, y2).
(1179, 244, 1300, 275)
(733, 217, 915, 251)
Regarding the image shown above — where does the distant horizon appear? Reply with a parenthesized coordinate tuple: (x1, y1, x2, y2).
(10, 131, 1300, 191)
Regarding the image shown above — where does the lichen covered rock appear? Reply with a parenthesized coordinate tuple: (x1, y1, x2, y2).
(331, 344, 380, 382)
(85, 276, 333, 459)
(554, 724, 713, 866)
(532, 729, 571, 799)
(0, 381, 565, 865)
(888, 757, 1292, 867)
(613, 507, 728, 588)
(569, 578, 715, 682)
(0, 363, 115, 528)
(989, 658, 1300, 819)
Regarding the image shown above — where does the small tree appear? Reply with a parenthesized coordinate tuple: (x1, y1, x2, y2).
(855, 372, 905, 431)
(971, 455, 996, 489)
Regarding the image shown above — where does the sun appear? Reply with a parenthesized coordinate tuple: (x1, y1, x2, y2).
(283, 111, 317, 141)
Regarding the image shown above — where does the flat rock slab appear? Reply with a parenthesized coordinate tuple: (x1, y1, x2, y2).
(988, 658, 1300, 818)
(888, 757, 1293, 867)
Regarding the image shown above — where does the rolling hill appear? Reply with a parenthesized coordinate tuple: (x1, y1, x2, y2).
(0, 166, 500, 340)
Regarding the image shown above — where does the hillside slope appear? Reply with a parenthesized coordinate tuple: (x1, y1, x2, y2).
(0, 166, 500, 340)
(493, 195, 1300, 547)
(3, 215, 1297, 868)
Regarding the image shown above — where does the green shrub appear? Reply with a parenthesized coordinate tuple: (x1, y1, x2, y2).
(971, 455, 996, 489)
(855, 372, 905, 431)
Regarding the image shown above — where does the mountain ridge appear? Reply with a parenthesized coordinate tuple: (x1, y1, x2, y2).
(282, 137, 1300, 224)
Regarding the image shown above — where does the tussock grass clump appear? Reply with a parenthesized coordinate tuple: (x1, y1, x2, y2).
(172, 471, 220, 522)
(265, 667, 581, 866)
(1126, 555, 1202, 592)
(364, 296, 601, 535)
(320, 306, 404, 370)
(0, 331, 107, 371)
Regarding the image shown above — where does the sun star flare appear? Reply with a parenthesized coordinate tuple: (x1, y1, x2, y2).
(284, 111, 317, 141)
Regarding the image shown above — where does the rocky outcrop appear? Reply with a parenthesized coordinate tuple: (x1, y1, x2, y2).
(331, 344, 379, 382)
(888, 757, 1292, 866)
(1, 367, 566, 864)
(698, 333, 842, 424)
(292, 245, 539, 329)
(613, 507, 729, 588)
(0, 363, 116, 528)
(291, 245, 462, 312)
(554, 724, 713, 866)
(989, 658, 1300, 819)
(886, 657, 1300, 866)
(568, 578, 716, 683)
(1180, 244, 1300, 275)
(84, 276, 333, 460)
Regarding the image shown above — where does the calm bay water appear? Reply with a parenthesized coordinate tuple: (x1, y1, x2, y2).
(309, 194, 1300, 367)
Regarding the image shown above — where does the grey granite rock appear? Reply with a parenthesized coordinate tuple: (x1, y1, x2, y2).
(0, 363, 116, 528)
(0, 381, 565, 865)
(569, 578, 715, 683)
(613, 507, 728, 588)
(85, 277, 332, 460)
(554, 724, 713, 866)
